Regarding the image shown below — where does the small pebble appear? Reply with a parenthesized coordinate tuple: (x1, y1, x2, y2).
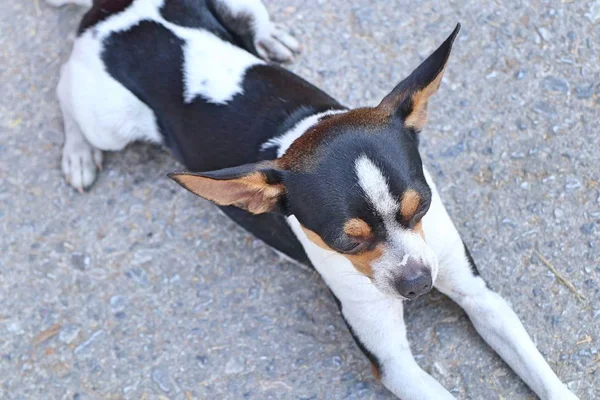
(586, 1, 600, 22)
(515, 69, 527, 80)
(541, 76, 569, 93)
(580, 223, 595, 235)
(432, 361, 448, 377)
(225, 357, 245, 375)
(533, 101, 557, 117)
(554, 208, 564, 219)
(152, 367, 171, 393)
(109, 295, 127, 312)
(565, 177, 581, 191)
(59, 325, 80, 345)
(537, 27, 553, 41)
(575, 84, 594, 99)
(71, 253, 90, 271)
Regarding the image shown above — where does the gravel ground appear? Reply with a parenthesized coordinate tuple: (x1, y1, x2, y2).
(1, 0, 599, 399)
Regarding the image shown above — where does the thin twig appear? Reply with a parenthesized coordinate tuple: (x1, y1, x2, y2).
(32, 323, 61, 346)
(576, 334, 592, 345)
(533, 249, 587, 302)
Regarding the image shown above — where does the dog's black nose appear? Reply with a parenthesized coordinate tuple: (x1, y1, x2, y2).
(394, 264, 432, 299)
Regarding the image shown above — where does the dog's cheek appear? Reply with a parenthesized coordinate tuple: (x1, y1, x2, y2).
(345, 245, 385, 279)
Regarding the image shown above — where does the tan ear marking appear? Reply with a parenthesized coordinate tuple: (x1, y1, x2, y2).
(403, 68, 446, 130)
(377, 24, 460, 131)
(170, 171, 284, 214)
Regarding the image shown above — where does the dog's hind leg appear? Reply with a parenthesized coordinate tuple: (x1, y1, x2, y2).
(56, 38, 162, 193)
(59, 107, 103, 193)
(210, 0, 301, 62)
(56, 64, 102, 193)
(422, 169, 578, 400)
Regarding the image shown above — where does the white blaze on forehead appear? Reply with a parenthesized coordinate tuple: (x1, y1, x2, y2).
(355, 155, 398, 217)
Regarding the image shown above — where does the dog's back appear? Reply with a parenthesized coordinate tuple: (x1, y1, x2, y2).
(57, 0, 344, 263)
(72, 0, 339, 172)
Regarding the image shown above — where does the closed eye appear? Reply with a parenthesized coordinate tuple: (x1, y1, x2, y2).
(410, 200, 431, 225)
(398, 199, 430, 228)
(337, 238, 370, 254)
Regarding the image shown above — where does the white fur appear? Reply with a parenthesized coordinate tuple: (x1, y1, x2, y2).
(45, 0, 91, 7)
(52, 0, 577, 396)
(423, 170, 578, 400)
(214, 0, 270, 37)
(355, 155, 398, 216)
(55, 0, 297, 190)
(287, 214, 455, 399)
(78, 0, 264, 105)
(355, 156, 438, 296)
(286, 165, 577, 399)
(56, 17, 162, 189)
(261, 109, 346, 157)
(182, 31, 263, 104)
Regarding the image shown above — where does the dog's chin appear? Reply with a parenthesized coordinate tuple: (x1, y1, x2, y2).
(369, 279, 411, 301)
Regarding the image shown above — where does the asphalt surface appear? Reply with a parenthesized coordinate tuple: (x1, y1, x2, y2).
(1, 0, 599, 399)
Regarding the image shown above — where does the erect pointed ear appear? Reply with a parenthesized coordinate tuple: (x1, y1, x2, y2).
(168, 162, 285, 214)
(378, 23, 461, 131)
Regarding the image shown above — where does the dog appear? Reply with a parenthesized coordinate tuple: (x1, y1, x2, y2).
(46, 0, 578, 398)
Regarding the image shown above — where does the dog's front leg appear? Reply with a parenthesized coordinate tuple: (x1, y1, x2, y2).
(334, 286, 455, 400)
(288, 216, 454, 400)
(422, 171, 578, 400)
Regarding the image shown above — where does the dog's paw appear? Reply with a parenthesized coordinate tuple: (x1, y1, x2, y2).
(61, 141, 103, 193)
(255, 23, 301, 63)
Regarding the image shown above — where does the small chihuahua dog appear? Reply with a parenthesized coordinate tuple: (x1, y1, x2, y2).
(47, 0, 577, 398)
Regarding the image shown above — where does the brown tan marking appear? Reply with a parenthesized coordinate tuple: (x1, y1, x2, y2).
(171, 171, 284, 214)
(377, 66, 448, 131)
(376, 25, 460, 131)
(413, 220, 425, 240)
(345, 246, 383, 278)
(279, 108, 391, 171)
(301, 226, 334, 252)
(301, 225, 383, 278)
(371, 363, 381, 381)
(404, 67, 447, 130)
(344, 218, 373, 239)
(400, 189, 421, 222)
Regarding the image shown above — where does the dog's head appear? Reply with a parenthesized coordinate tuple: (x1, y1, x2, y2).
(170, 25, 460, 300)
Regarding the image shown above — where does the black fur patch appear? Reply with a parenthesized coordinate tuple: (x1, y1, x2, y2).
(102, 20, 340, 171)
(462, 241, 480, 276)
(101, 17, 340, 264)
(159, 0, 236, 44)
(284, 121, 431, 253)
